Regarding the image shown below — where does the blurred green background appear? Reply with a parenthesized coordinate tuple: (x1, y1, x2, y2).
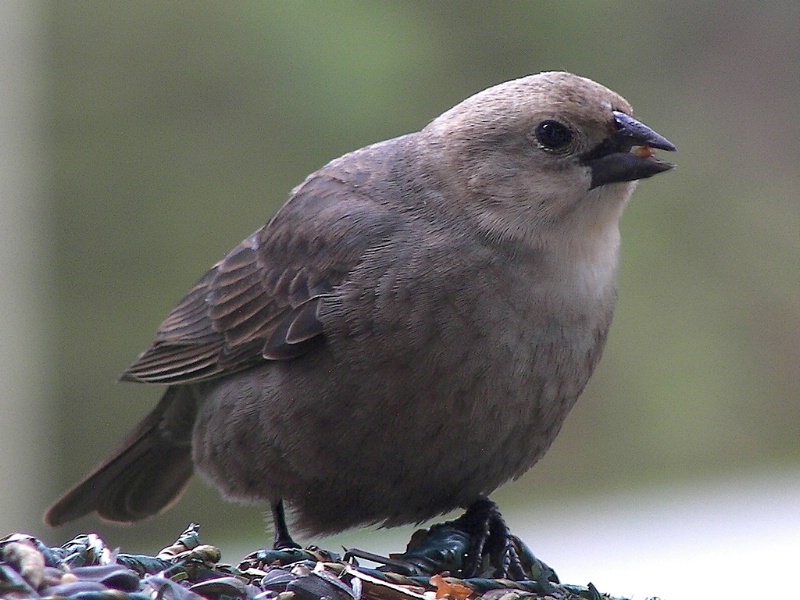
(1, 0, 798, 584)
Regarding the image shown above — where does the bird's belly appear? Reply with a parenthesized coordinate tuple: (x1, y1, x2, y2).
(191, 294, 608, 535)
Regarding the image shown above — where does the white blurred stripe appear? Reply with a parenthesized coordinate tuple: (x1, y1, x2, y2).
(516, 469, 800, 600)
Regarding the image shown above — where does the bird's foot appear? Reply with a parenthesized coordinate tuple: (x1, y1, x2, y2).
(450, 498, 558, 582)
(273, 533, 301, 551)
(347, 499, 558, 583)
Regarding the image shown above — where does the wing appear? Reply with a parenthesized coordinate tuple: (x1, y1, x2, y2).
(122, 170, 399, 384)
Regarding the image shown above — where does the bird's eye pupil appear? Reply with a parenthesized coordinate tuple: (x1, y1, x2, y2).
(534, 120, 573, 152)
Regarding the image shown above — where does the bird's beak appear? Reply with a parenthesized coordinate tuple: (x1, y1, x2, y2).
(583, 111, 677, 189)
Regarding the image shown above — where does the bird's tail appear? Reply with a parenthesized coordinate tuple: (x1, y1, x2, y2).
(45, 385, 201, 526)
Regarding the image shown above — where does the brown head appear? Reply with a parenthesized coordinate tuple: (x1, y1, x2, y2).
(421, 71, 676, 249)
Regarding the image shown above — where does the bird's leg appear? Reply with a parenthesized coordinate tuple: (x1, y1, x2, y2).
(235, 500, 305, 571)
(236, 500, 305, 571)
(271, 499, 300, 549)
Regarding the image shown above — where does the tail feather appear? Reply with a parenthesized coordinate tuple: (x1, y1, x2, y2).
(45, 386, 200, 527)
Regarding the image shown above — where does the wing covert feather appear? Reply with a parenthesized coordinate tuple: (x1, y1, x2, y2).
(122, 172, 399, 384)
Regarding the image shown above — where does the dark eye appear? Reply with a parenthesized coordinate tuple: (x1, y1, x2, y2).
(534, 120, 573, 152)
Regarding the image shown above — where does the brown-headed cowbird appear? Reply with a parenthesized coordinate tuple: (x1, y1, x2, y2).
(46, 72, 675, 566)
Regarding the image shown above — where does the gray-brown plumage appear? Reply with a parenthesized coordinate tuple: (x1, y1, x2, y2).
(46, 72, 675, 542)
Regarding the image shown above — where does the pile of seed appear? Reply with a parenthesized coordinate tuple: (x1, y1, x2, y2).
(0, 524, 621, 600)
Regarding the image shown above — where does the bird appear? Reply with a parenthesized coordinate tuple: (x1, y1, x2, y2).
(46, 71, 675, 576)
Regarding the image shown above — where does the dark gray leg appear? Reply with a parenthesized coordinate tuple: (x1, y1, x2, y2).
(271, 499, 300, 549)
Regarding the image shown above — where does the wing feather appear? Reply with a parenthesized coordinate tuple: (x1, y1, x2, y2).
(121, 170, 400, 384)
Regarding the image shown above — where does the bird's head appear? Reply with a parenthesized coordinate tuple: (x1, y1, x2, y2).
(422, 71, 676, 247)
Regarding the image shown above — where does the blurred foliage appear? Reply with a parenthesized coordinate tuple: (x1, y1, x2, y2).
(35, 1, 799, 552)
